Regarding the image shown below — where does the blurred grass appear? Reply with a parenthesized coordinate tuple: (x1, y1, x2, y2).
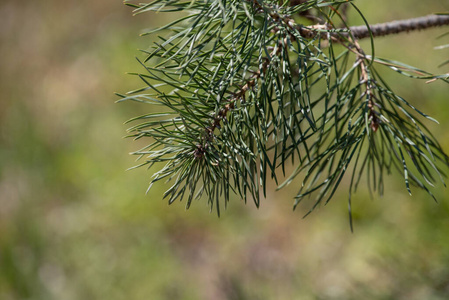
(1, 0, 449, 299)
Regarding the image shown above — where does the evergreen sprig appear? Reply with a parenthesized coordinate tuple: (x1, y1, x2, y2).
(118, 0, 449, 222)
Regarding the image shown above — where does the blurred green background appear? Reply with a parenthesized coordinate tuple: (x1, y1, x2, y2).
(1, 1, 449, 299)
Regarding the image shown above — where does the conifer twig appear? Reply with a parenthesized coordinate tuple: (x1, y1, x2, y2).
(122, 1, 449, 219)
(296, 14, 449, 40)
(349, 14, 449, 40)
(249, 1, 449, 41)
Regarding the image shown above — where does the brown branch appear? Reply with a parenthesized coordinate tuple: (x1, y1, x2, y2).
(250, 0, 449, 40)
(252, 0, 449, 41)
(350, 14, 449, 40)
(295, 14, 449, 41)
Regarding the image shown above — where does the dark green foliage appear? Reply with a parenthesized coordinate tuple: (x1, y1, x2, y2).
(118, 0, 449, 220)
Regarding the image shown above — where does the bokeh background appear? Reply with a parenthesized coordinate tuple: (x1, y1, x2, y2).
(1, 0, 449, 299)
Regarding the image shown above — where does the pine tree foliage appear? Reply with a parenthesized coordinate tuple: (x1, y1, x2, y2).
(117, 0, 449, 221)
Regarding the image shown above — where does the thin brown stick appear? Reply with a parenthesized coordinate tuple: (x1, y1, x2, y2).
(296, 14, 449, 41)
(249, 1, 449, 40)
(349, 14, 449, 40)
(249, 0, 449, 40)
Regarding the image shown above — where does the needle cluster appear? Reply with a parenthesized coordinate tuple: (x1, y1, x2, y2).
(118, 0, 449, 223)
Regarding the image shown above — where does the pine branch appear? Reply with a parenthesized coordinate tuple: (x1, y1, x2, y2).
(247, 3, 449, 42)
(349, 14, 449, 40)
(295, 14, 449, 41)
(121, 1, 449, 221)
